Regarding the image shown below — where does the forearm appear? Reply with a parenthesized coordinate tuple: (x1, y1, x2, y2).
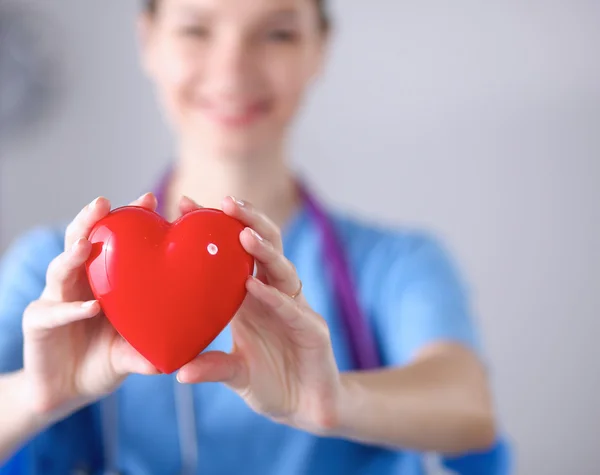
(0, 371, 50, 463)
(328, 345, 497, 454)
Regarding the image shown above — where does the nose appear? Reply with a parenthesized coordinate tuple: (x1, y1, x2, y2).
(204, 33, 258, 99)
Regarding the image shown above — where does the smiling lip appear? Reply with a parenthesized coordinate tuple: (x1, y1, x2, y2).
(201, 100, 269, 128)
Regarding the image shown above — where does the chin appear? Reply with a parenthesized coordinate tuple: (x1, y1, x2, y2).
(187, 130, 273, 161)
(185, 117, 282, 161)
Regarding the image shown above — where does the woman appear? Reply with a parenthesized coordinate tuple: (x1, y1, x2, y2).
(0, 0, 511, 474)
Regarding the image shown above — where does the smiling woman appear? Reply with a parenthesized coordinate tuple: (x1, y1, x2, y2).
(135, 0, 331, 166)
(0, 1, 511, 474)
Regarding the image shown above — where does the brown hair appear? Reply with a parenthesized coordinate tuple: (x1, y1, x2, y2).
(144, 0, 330, 31)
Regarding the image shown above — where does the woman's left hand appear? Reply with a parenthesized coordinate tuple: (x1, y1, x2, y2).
(176, 196, 343, 434)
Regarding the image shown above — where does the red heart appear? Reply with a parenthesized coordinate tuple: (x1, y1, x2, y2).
(85, 206, 254, 374)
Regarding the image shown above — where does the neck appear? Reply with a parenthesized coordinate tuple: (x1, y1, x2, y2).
(165, 146, 301, 229)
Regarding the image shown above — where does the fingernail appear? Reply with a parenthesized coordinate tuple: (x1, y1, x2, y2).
(90, 197, 100, 209)
(250, 228, 264, 242)
(230, 196, 245, 208)
(82, 300, 97, 309)
(176, 372, 185, 383)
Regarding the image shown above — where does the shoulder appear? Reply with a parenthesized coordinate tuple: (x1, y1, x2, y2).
(327, 209, 461, 290)
(326, 209, 480, 363)
(0, 225, 66, 372)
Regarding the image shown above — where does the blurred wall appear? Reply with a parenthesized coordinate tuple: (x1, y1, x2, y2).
(1, 1, 599, 474)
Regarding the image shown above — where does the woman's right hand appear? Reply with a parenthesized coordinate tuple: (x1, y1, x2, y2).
(20, 193, 160, 421)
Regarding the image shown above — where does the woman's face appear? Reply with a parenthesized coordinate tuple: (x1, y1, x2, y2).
(140, 0, 326, 159)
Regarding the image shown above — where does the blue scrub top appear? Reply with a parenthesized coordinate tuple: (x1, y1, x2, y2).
(0, 202, 512, 475)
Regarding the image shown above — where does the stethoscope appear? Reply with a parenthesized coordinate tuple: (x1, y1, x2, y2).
(99, 176, 381, 475)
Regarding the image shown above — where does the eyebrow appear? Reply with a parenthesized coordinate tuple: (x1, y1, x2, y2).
(171, 3, 301, 23)
(172, 5, 213, 21)
(266, 8, 301, 21)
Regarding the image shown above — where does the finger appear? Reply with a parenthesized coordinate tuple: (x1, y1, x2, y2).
(240, 227, 300, 297)
(176, 351, 248, 390)
(222, 196, 283, 251)
(22, 299, 101, 334)
(130, 192, 158, 211)
(110, 337, 160, 376)
(64, 197, 111, 251)
(245, 276, 308, 328)
(178, 195, 203, 216)
(43, 237, 93, 301)
(246, 277, 330, 347)
(64, 193, 156, 252)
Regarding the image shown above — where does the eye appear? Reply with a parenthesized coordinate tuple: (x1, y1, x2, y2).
(266, 30, 298, 43)
(180, 25, 210, 39)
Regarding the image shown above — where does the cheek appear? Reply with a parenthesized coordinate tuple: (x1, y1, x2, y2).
(154, 44, 203, 115)
(268, 59, 313, 120)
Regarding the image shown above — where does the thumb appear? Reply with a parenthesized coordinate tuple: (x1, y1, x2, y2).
(110, 336, 159, 376)
(178, 195, 204, 216)
(176, 351, 248, 390)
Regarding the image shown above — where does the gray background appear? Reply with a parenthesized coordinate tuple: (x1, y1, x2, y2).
(1, 1, 599, 474)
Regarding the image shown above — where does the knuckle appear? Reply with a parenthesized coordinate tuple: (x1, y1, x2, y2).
(47, 252, 70, 279)
(271, 229, 283, 249)
(22, 300, 42, 332)
(264, 234, 282, 253)
(278, 259, 293, 278)
(23, 300, 37, 318)
(264, 244, 280, 263)
(276, 258, 295, 279)
(65, 223, 81, 244)
(44, 253, 75, 300)
(45, 256, 61, 281)
(286, 260, 298, 276)
(314, 316, 332, 343)
(64, 222, 76, 238)
(65, 205, 89, 241)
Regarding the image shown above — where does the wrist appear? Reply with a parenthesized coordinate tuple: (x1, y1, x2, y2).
(12, 371, 56, 432)
(315, 372, 364, 439)
(0, 370, 52, 457)
(15, 371, 94, 433)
